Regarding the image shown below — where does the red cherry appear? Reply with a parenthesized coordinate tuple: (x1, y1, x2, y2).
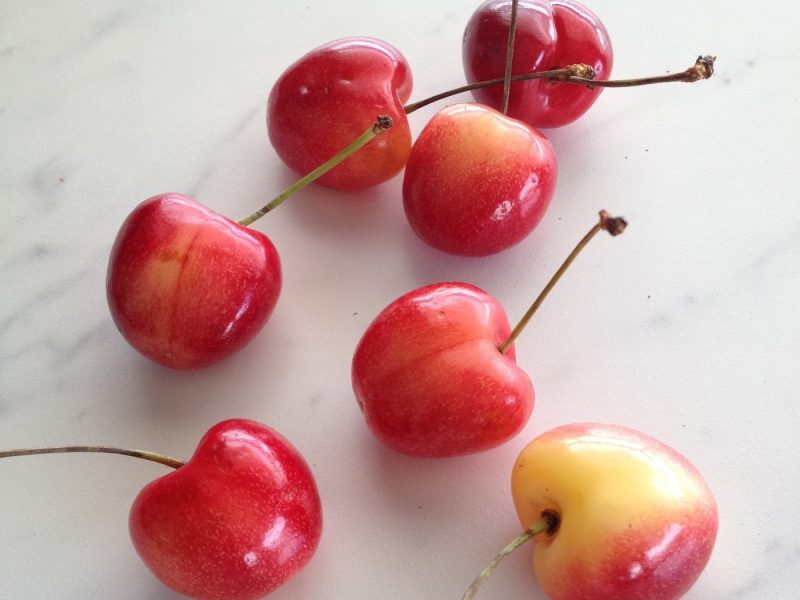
(463, 0, 613, 128)
(130, 419, 322, 600)
(353, 212, 626, 458)
(107, 193, 281, 369)
(352, 282, 534, 457)
(402, 103, 557, 257)
(268, 37, 413, 190)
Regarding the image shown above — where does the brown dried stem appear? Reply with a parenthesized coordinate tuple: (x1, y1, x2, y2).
(497, 211, 627, 355)
(404, 56, 715, 114)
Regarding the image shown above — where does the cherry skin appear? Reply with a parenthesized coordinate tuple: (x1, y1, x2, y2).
(352, 282, 534, 457)
(130, 419, 322, 600)
(463, 0, 613, 128)
(511, 423, 718, 600)
(268, 37, 413, 190)
(402, 103, 557, 257)
(107, 193, 281, 369)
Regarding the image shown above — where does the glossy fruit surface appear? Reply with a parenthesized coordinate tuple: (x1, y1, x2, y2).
(463, 0, 613, 128)
(402, 103, 556, 256)
(352, 282, 534, 457)
(129, 419, 323, 600)
(268, 37, 413, 190)
(511, 423, 718, 600)
(107, 193, 281, 369)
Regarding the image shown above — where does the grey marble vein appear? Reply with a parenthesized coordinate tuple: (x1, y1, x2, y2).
(0, 267, 92, 336)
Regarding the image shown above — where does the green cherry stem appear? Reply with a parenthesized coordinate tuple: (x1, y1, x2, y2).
(497, 211, 627, 355)
(237, 115, 393, 227)
(461, 511, 559, 600)
(403, 55, 716, 114)
(500, 0, 520, 114)
(0, 446, 184, 469)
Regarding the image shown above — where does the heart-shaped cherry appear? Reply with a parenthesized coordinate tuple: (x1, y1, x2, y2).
(352, 212, 626, 457)
(353, 281, 534, 457)
(0, 419, 323, 600)
(268, 37, 412, 190)
(462, 423, 718, 600)
(130, 419, 322, 600)
(107, 193, 281, 370)
(402, 102, 557, 257)
(463, 0, 613, 128)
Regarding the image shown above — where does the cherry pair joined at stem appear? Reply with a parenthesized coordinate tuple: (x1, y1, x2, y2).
(110, 49, 713, 370)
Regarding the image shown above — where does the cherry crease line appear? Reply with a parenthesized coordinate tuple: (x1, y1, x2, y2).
(365, 335, 516, 387)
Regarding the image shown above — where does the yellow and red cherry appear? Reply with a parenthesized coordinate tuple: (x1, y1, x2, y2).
(402, 103, 557, 257)
(507, 423, 718, 600)
(107, 193, 281, 370)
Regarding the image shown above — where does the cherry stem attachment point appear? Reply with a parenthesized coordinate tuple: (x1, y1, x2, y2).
(461, 511, 559, 600)
(501, 0, 520, 114)
(404, 55, 716, 114)
(237, 116, 393, 227)
(497, 210, 627, 355)
(0, 446, 184, 469)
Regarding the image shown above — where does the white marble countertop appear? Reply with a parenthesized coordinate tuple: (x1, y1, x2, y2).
(1, 1, 799, 598)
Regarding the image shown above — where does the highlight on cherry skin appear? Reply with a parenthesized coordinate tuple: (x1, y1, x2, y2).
(461, 423, 718, 600)
(352, 211, 626, 457)
(0, 419, 323, 600)
(268, 37, 413, 191)
(463, 0, 613, 128)
(402, 102, 557, 257)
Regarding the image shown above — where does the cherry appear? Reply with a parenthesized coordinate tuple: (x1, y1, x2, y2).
(131, 419, 322, 600)
(353, 281, 533, 457)
(0, 419, 323, 600)
(352, 211, 626, 457)
(463, 0, 613, 128)
(462, 424, 718, 600)
(402, 102, 557, 257)
(108, 117, 391, 369)
(268, 37, 412, 190)
(107, 193, 281, 370)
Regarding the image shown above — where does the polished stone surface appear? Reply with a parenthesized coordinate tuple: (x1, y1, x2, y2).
(1, 1, 798, 598)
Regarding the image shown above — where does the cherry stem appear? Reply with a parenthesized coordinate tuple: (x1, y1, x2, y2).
(501, 0, 520, 114)
(461, 512, 558, 600)
(237, 115, 393, 226)
(497, 210, 627, 354)
(404, 55, 715, 114)
(0, 446, 184, 469)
